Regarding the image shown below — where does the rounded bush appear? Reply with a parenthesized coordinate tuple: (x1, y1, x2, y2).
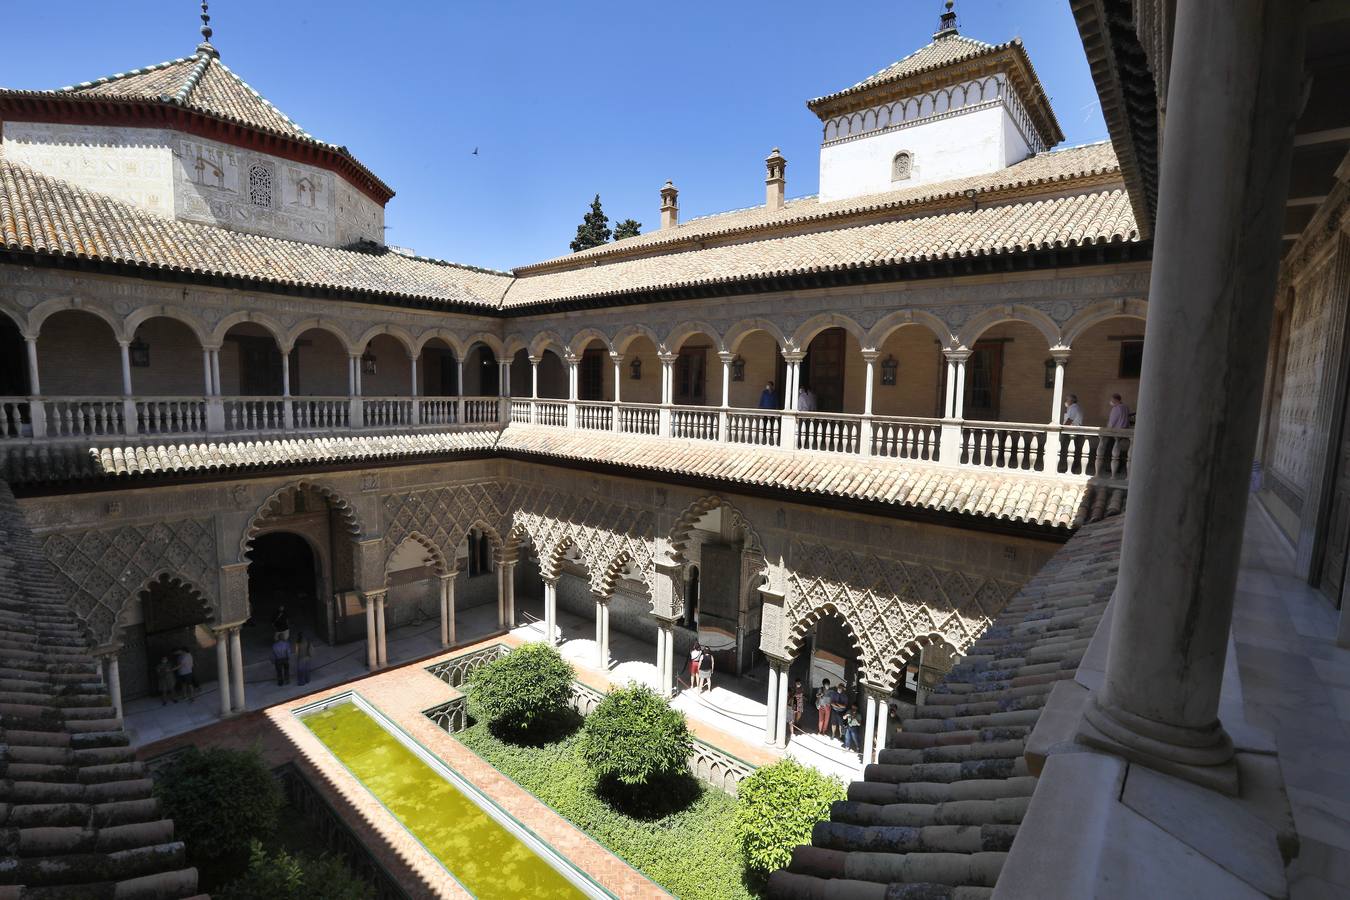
(735, 758, 845, 875)
(580, 683, 693, 786)
(153, 746, 284, 884)
(465, 641, 575, 735)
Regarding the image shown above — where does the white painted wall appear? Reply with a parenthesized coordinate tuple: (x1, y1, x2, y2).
(818, 104, 1032, 202)
(3, 120, 385, 248)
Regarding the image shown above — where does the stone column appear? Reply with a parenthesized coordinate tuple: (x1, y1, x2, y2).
(610, 352, 623, 432)
(374, 592, 388, 668)
(498, 559, 516, 630)
(457, 359, 465, 396)
(658, 352, 676, 436)
(117, 340, 133, 395)
(364, 594, 379, 669)
(103, 653, 123, 722)
(862, 691, 877, 765)
(873, 693, 889, 762)
(530, 356, 540, 399)
(229, 628, 246, 713)
(542, 578, 558, 644)
(764, 661, 780, 744)
(215, 632, 231, 717)
(717, 351, 734, 443)
(653, 617, 676, 697)
(1045, 348, 1070, 470)
(24, 336, 41, 395)
(348, 354, 363, 428)
(861, 349, 879, 455)
(595, 598, 610, 668)
(1078, 0, 1308, 794)
(211, 349, 222, 395)
(774, 659, 791, 748)
(499, 359, 510, 398)
(939, 349, 970, 462)
(202, 348, 214, 396)
(564, 355, 579, 429)
(439, 572, 455, 647)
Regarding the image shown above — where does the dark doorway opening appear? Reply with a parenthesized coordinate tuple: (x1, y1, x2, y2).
(580, 348, 606, 401)
(804, 327, 847, 412)
(473, 346, 500, 396)
(247, 532, 322, 652)
(0, 314, 29, 398)
(675, 346, 708, 404)
(135, 574, 214, 700)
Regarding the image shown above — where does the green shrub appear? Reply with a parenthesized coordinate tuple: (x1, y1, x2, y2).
(218, 840, 367, 900)
(735, 758, 845, 875)
(580, 683, 693, 786)
(465, 642, 575, 736)
(456, 720, 754, 900)
(153, 746, 284, 886)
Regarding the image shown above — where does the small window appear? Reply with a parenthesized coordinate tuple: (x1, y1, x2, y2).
(1119, 340, 1144, 378)
(248, 164, 273, 208)
(892, 151, 913, 181)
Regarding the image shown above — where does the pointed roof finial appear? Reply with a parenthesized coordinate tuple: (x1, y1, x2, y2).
(197, 1, 219, 57)
(935, 0, 959, 39)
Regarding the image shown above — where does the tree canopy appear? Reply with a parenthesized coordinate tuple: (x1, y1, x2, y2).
(570, 194, 612, 252)
(613, 218, 642, 241)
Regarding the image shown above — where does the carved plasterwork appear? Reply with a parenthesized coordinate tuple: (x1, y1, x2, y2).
(41, 517, 218, 646)
(781, 538, 1019, 689)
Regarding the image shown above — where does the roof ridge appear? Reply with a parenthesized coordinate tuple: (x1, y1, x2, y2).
(58, 55, 195, 93)
(207, 57, 313, 140)
(172, 53, 212, 103)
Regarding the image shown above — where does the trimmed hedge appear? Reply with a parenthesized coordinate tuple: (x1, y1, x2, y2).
(465, 641, 575, 737)
(456, 720, 756, 900)
(580, 684, 693, 787)
(735, 758, 845, 875)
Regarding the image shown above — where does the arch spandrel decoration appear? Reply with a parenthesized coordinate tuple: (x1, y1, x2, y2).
(240, 481, 363, 560)
(40, 517, 219, 648)
(779, 538, 1020, 690)
(507, 493, 658, 601)
(383, 531, 451, 579)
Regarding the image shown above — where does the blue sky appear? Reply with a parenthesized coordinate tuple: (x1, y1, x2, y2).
(1, 1, 1106, 271)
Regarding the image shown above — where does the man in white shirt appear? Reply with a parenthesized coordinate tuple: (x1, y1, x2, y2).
(1062, 394, 1084, 426)
(1107, 394, 1132, 429)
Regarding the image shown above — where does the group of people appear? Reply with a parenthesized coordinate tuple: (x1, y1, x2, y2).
(154, 647, 199, 705)
(756, 381, 818, 412)
(269, 605, 313, 687)
(1062, 393, 1134, 428)
(688, 643, 715, 692)
(784, 677, 866, 757)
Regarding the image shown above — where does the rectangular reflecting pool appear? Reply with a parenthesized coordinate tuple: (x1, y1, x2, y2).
(300, 695, 604, 899)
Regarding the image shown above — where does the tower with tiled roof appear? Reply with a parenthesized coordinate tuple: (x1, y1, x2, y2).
(0, 2, 391, 249)
(810, 1, 1065, 202)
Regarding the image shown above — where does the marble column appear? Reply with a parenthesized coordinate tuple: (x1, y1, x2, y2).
(595, 598, 610, 668)
(24, 336, 41, 395)
(364, 594, 378, 669)
(873, 694, 890, 763)
(104, 654, 123, 722)
(439, 572, 456, 648)
(1079, 0, 1308, 794)
(499, 560, 516, 630)
(202, 349, 214, 396)
(1048, 349, 1069, 423)
(374, 592, 388, 667)
(215, 633, 231, 717)
(229, 628, 246, 713)
(774, 660, 791, 748)
(862, 691, 877, 765)
(543, 579, 558, 644)
(530, 357, 540, 399)
(764, 662, 780, 744)
(117, 341, 133, 395)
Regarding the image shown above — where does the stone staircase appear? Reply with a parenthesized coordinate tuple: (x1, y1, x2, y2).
(766, 514, 1123, 900)
(0, 480, 202, 899)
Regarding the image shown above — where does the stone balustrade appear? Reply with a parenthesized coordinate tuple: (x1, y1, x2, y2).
(0, 394, 1131, 482)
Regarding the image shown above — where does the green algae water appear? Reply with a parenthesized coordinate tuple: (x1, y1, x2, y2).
(304, 703, 587, 900)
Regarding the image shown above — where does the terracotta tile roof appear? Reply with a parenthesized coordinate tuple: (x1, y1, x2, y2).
(768, 513, 1124, 899)
(0, 150, 513, 309)
(0, 425, 1126, 530)
(0, 479, 200, 897)
(516, 142, 1124, 273)
(504, 183, 1138, 308)
(823, 33, 999, 103)
(59, 53, 309, 141)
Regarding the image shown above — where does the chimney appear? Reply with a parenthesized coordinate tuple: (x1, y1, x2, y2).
(765, 147, 786, 212)
(660, 181, 679, 229)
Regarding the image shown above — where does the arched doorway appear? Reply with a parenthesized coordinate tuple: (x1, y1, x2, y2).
(136, 574, 215, 701)
(246, 531, 321, 653)
(790, 611, 862, 737)
(1, 312, 31, 437)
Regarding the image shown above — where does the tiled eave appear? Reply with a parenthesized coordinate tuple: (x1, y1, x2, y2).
(0, 236, 1151, 318)
(1069, 0, 1160, 237)
(806, 42, 1065, 150)
(1, 426, 1126, 539)
(0, 92, 395, 205)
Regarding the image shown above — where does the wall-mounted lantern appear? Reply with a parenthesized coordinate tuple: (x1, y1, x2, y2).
(880, 354, 898, 386)
(128, 339, 151, 368)
(629, 357, 642, 380)
(1043, 358, 1056, 389)
(731, 355, 746, 382)
(361, 352, 378, 376)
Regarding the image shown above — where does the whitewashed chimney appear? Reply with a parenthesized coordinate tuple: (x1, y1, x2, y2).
(660, 181, 679, 229)
(765, 147, 786, 211)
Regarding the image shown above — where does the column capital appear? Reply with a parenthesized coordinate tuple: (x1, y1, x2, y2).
(608, 351, 625, 364)
(860, 348, 881, 362)
(650, 612, 679, 627)
(92, 643, 124, 659)
(1049, 347, 1072, 364)
(862, 682, 894, 702)
(528, 355, 542, 366)
(657, 351, 678, 365)
(762, 652, 792, 669)
(437, 570, 457, 584)
(361, 588, 388, 606)
(781, 350, 806, 363)
(943, 348, 972, 363)
(717, 350, 738, 364)
(563, 352, 580, 367)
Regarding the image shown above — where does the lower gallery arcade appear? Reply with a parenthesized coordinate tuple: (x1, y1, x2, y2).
(14, 456, 1057, 759)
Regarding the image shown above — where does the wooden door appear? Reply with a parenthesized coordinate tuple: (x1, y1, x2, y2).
(806, 328, 846, 412)
(580, 348, 605, 401)
(235, 335, 283, 395)
(964, 341, 1003, 420)
(675, 347, 707, 404)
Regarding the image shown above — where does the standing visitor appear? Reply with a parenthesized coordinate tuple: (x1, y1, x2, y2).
(174, 648, 196, 702)
(758, 381, 777, 409)
(1107, 393, 1132, 429)
(790, 679, 807, 733)
(271, 634, 291, 686)
(816, 679, 833, 734)
(1062, 393, 1084, 426)
(829, 682, 849, 740)
(155, 655, 176, 705)
(272, 605, 290, 641)
(293, 630, 312, 686)
(689, 644, 703, 691)
(842, 704, 863, 753)
(698, 645, 714, 692)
